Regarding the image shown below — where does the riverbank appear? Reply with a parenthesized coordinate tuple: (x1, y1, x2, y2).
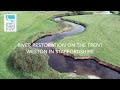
(33, 17, 120, 79)
(0, 11, 78, 79)
(56, 14, 120, 67)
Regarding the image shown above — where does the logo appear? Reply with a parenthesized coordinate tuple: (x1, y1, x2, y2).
(4, 14, 17, 32)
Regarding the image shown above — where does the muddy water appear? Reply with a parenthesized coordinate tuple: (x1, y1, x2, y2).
(35, 17, 120, 79)
(49, 55, 120, 79)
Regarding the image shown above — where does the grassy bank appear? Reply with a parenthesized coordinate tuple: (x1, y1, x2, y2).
(0, 11, 87, 79)
(55, 14, 120, 67)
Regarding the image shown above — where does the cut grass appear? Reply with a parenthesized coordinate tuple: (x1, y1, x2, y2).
(55, 14, 120, 67)
(0, 11, 87, 79)
(0, 11, 60, 78)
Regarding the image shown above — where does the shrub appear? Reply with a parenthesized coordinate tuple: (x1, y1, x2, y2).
(110, 11, 119, 15)
(9, 47, 49, 72)
(118, 11, 120, 15)
(72, 11, 93, 15)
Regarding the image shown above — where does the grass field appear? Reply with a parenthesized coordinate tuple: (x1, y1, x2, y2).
(1, 11, 120, 79)
(55, 14, 120, 67)
(0, 11, 87, 79)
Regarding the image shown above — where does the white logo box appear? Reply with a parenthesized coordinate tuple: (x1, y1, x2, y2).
(4, 14, 17, 32)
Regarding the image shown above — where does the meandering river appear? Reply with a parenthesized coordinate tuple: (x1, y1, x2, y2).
(34, 17, 120, 79)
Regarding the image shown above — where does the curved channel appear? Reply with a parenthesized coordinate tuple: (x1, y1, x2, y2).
(34, 17, 120, 79)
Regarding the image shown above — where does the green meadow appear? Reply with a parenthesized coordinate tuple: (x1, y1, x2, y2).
(0, 11, 86, 79)
(0, 11, 120, 79)
(56, 14, 120, 67)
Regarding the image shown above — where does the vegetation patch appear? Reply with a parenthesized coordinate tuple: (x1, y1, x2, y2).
(9, 47, 49, 72)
